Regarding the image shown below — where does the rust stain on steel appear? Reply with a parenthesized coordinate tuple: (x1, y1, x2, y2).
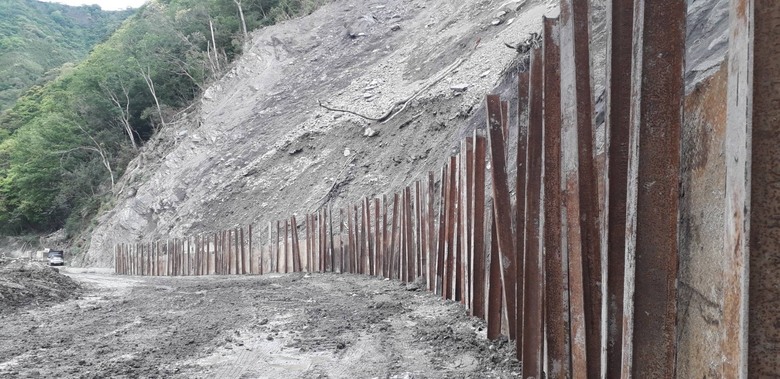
(338, 209, 344, 273)
(486, 94, 518, 340)
(382, 195, 389, 278)
(427, 172, 436, 291)
(620, 0, 685, 376)
(436, 165, 448, 295)
(514, 69, 530, 357)
(487, 209, 502, 340)
(405, 187, 415, 282)
(322, 208, 329, 272)
(728, 0, 780, 376)
(353, 205, 361, 274)
(241, 227, 247, 274)
(248, 227, 254, 275)
(454, 155, 464, 302)
(522, 45, 544, 378)
(292, 216, 302, 272)
(462, 138, 474, 308)
(472, 131, 488, 319)
(375, 198, 382, 277)
(275, 221, 280, 273)
(399, 191, 407, 281)
(416, 182, 424, 280)
(366, 198, 375, 275)
(283, 220, 289, 273)
(559, 0, 602, 375)
(541, 16, 571, 379)
(328, 205, 334, 272)
(444, 157, 458, 298)
(390, 193, 400, 279)
(306, 214, 311, 271)
(604, 0, 634, 374)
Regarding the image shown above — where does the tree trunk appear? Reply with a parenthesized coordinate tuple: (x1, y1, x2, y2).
(234, 0, 248, 42)
(139, 66, 166, 130)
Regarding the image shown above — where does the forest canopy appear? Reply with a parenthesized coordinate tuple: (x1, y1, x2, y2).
(0, 0, 328, 236)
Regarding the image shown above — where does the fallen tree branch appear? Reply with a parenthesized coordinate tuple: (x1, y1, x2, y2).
(318, 57, 465, 124)
(315, 157, 357, 210)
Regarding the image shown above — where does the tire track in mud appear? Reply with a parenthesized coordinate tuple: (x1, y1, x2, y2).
(1, 270, 519, 378)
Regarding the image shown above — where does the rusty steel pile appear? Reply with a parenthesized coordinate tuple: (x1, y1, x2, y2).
(115, 0, 778, 377)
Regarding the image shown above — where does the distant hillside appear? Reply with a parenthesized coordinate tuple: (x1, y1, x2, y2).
(0, 0, 329, 237)
(0, 0, 134, 112)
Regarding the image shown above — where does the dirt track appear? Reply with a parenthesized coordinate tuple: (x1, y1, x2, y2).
(0, 269, 519, 378)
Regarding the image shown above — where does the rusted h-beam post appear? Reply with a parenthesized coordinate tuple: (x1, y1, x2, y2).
(486, 95, 518, 340)
(405, 186, 415, 283)
(399, 190, 408, 282)
(240, 227, 246, 274)
(321, 208, 328, 273)
(305, 214, 311, 272)
(453, 162, 463, 302)
(559, 0, 602, 375)
(435, 165, 448, 294)
(444, 157, 458, 298)
(604, 0, 634, 374)
(426, 172, 436, 291)
(514, 68, 530, 352)
(382, 195, 389, 278)
(487, 206, 502, 340)
(390, 194, 399, 279)
(724, 0, 780, 376)
(541, 16, 571, 378)
(415, 182, 423, 281)
(461, 138, 474, 308)
(472, 131, 487, 319)
(522, 45, 544, 377)
(292, 216, 302, 272)
(620, 0, 685, 376)
(234, 227, 240, 275)
(374, 198, 381, 277)
(364, 197, 374, 276)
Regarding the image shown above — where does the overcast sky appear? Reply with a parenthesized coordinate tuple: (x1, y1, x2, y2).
(39, 0, 148, 11)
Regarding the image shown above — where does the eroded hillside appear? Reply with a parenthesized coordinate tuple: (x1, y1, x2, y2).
(81, 0, 555, 266)
(81, 0, 729, 267)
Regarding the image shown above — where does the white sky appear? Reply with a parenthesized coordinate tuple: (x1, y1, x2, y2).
(39, 0, 148, 11)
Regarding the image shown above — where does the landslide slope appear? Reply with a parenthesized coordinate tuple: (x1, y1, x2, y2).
(81, 0, 554, 266)
(81, 0, 729, 267)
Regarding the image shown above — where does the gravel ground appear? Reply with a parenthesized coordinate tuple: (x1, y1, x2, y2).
(0, 269, 519, 378)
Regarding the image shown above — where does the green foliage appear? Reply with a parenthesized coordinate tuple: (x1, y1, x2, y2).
(0, 1, 134, 113)
(0, 0, 328, 236)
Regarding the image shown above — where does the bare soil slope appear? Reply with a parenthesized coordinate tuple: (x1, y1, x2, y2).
(80, 0, 554, 267)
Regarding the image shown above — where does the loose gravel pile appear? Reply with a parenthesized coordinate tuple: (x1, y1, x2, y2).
(0, 259, 80, 311)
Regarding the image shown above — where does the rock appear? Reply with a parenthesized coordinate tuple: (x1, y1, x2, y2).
(496, 10, 507, 18)
(336, 341, 346, 349)
(364, 127, 379, 137)
(288, 148, 303, 155)
(480, 70, 491, 78)
(450, 83, 469, 92)
(405, 283, 420, 291)
(491, 18, 503, 26)
(390, 24, 401, 31)
(363, 92, 374, 99)
(259, 318, 269, 325)
(343, 148, 351, 157)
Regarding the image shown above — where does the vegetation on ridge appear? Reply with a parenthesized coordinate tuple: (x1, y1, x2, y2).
(0, 0, 329, 236)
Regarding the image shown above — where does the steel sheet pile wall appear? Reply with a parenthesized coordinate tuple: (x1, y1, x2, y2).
(114, 0, 780, 376)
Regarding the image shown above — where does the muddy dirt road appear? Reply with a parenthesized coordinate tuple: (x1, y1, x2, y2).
(0, 269, 519, 378)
